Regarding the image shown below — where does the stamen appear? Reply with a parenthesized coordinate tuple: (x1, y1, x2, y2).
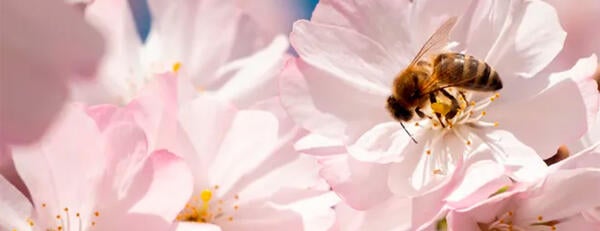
(172, 62, 182, 73)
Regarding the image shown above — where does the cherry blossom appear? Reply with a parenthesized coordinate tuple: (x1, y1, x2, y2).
(280, 0, 593, 194)
(0, 0, 104, 144)
(86, 75, 336, 230)
(447, 144, 600, 231)
(0, 104, 193, 231)
(73, 0, 288, 107)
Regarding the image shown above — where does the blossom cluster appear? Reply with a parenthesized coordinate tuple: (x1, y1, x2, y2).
(1, 0, 599, 231)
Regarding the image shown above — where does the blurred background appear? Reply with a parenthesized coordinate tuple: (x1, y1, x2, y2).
(130, 0, 319, 43)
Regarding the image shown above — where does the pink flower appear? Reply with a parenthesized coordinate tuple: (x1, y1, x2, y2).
(0, 104, 193, 230)
(0, 0, 104, 144)
(545, 0, 600, 71)
(321, 145, 546, 230)
(281, 0, 592, 193)
(74, 0, 288, 107)
(87, 75, 336, 230)
(446, 145, 600, 230)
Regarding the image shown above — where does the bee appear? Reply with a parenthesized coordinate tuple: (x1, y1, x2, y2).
(386, 17, 503, 143)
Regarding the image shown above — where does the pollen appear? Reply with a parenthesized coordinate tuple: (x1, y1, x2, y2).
(94, 211, 100, 217)
(426, 150, 431, 155)
(494, 122, 499, 127)
(481, 111, 487, 116)
(538, 216, 543, 221)
(415, 122, 420, 127)
(201, 190, 213, 202)
(172, 62, 182, 73)
(466, 140, 472, 145)
(431, 102, 451, 116)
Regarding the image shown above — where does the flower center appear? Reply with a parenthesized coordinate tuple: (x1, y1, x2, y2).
(15, 203, 101, 231)
(480, 211, 560, 231)
(176, 185, 239, 224)
(415, 88, 500, 131)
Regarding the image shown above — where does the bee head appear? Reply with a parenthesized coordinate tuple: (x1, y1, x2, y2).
(387, 96, 413, 121)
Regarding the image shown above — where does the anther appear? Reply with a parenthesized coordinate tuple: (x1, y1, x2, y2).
(466, 140, 471, 145)
(201, 190, 213, 202)
(214, 185, 220, 190)
(481, 111, 487, 116)
(234, 194, 239, 200)
(426, 150, 431, 155)
(172, 62, 182, 73)
(94, 211, 100, 217)
(228, 216, 234, 221)
(538, 216, 543, 221)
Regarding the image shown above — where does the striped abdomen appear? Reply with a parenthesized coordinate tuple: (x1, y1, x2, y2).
(432, 53, 502, 91)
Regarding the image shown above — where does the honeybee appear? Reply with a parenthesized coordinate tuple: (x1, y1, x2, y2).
(386, 17, 503, 143)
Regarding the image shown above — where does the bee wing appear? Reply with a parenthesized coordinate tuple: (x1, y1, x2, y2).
(409, 16, 458, 66)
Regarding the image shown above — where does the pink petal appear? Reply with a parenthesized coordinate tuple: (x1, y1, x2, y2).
(290, 20, 395, 91)
(488, 0, 566, 78)
(178, 95, 237, 186)
(128, 150, 193, 222)
(174, 222, 222, 231)
(333, 196, 412, 231)
(555, 214, 600, 231)
(208, 110, 279, 195)
(11, 105, 105, 216)
(72, 0, 143, 103)
(486, 77, 588, 158)
(145, 0, 241, 85)
(279, 58, 390, 143)
(215, 36, 288, 108)
(0, 175, 33, 230)
(515, 169, 600, 222)
(218, 203, 303, 231)
(320, 156, 393, 210)
(0, 0, 104, 144)
(310, 0, 413, 62)
(348, 122, 428, 163)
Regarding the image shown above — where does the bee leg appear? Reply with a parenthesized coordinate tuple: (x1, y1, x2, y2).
(415, 107, 426, 118)
(429, 93, 446, 128)
(440, 88, 460, 120)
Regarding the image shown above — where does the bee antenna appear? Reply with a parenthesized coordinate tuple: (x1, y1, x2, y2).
(400, 122, 418, 144)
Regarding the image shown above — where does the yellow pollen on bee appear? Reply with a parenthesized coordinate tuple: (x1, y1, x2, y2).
(431, 102, 451, 116)
(172, 62, 182, 73)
